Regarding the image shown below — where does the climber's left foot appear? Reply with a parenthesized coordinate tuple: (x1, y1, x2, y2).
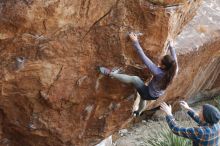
(97, 66, 111, 76)
(133, 111, 140, 117)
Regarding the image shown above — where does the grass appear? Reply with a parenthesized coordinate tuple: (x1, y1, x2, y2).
(145, 95, 219, 146)
(145, 128, 192, 146)
(147, 0, 183, 6)
(214, 95, 220, 110)
(148, 0, 164, 5)
(148, 0, 171, 6)
(143, 95, 220, 146)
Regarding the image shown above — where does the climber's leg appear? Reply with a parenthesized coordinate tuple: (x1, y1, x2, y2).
(133, 86, 159, 116)
(98, 66, 145, 88)
(110, 73, 145, 88)
(98, 66, 111, 76)
(133, 93, 141, 112)
(98, 66, 152, 116)
(133, 94, 147, 116)
(137, 98, 147, 115)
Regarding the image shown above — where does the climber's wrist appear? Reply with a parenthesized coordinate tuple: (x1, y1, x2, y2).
(133, 40, 139, 44)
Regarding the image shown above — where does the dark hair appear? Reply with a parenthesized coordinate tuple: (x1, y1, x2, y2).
(158, 55, 177, 90)
(203, 104, 220, 125)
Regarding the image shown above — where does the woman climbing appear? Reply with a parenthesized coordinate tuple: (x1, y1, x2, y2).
(98, 32, 178, 116)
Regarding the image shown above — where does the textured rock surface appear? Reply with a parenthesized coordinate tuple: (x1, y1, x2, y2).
(1, 0, 219, 145)
(149, 0, 220, 109)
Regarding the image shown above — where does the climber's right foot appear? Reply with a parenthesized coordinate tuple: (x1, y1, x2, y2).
(132, 111, 140, 117)
(97, 66, 111, 76)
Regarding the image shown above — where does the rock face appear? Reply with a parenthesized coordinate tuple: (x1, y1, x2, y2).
(151, 0, 220, 108)
(0, 0, 219, 145)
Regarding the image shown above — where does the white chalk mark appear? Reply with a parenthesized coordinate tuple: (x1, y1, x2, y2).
(95, 75, 104, 91)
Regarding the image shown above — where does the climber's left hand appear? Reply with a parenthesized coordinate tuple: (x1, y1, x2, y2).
(167, 39, 174, 48)
(129, 32, 138, 42)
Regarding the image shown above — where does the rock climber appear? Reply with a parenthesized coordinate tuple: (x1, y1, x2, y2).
(97, 32, 178, 116)
(160, 101, 220, 146)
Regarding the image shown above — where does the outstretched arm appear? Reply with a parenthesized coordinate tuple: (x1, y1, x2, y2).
(180, 101, 202, 125)
(166, 115, 200, 139)
(187, 110, 203, 125)
(160, 102, 200, 140)
(129, 33, 163, 75)
(168, 46, 177, 63)
(167, 41, 179, 73)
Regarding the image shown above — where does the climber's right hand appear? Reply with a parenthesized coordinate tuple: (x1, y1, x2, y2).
(168, 40, 174, 48)
(129, 32, 138, 42)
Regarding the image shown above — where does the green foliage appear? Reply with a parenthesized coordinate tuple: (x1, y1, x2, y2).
(214, 95, 220, 110)
(146, 128, 192, 146)
(148, 0, 164, 5)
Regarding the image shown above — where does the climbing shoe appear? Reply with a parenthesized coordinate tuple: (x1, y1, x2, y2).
(132, 111, 140, 117)
(111, 67, 123, 74)
(97, 66, 111, 76)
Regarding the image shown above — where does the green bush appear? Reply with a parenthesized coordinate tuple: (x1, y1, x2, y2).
(148, 0, 164, 5)
(146, 128, 192, 146)
(214, 96, 220, 110)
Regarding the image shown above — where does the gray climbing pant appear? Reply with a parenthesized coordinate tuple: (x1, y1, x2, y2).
(110, 73, 147, 114)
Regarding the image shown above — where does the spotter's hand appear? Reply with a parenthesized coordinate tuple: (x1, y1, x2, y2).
(180, 101, 192, 110)
(160, 102, 173, 116)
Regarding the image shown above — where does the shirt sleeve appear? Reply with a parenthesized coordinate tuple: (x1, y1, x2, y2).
(166, 115, 201, 140)
(133, 41, 163, 75)
(168, 45, 179, 73)
(187, 110, 202, 125)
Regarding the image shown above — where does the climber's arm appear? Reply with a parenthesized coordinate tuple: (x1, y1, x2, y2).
(129, 32, 163, 75)
(168, 42, 179, 73)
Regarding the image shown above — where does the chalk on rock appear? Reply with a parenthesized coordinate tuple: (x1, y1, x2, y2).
(29, 123, 37, 130)
(119, 129, 128, 136)
(96, 135, 112, 146)
(15, 56, 26, 70)
(126, 32, 143, 36)
(40, 91, 49, 100)
(76, 76, 87, 86)
(1, 138, 10, 145)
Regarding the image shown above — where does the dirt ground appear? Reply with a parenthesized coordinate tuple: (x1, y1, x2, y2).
(113, 103, 205, 146)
